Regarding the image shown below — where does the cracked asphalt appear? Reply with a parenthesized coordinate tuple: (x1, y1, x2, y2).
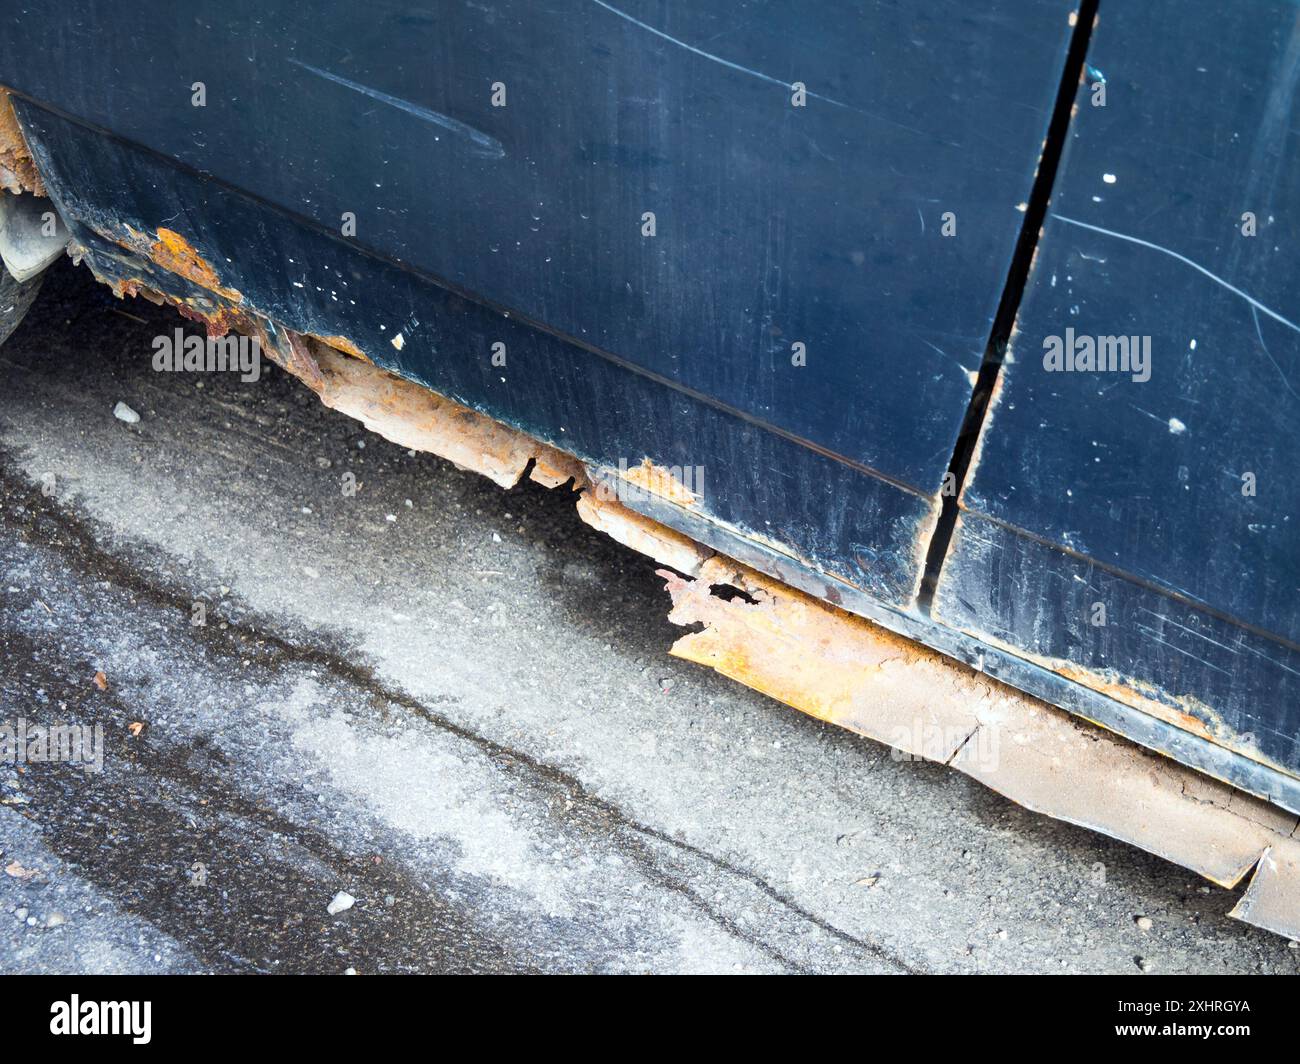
(1, 260, 1298, 974)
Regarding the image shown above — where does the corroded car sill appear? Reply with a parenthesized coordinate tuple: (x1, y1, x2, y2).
(274, 330, 1300, 941)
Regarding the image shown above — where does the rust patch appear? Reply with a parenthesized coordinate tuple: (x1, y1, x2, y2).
(268, 325, 325, 389)
(577, 492, 712, 576)
(660, 557, 963, 739)
(318, 334, 371, 362)
(529, 446, 586, 490)
(83, 258, 255, 343)
(117, 224, 244, 305)
(0, 88, 44, 196)
(285, 338, 550, 489)
(148, 227, 244, 304)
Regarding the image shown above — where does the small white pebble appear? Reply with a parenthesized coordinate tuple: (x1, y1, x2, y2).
(327, 891, 355, 916)
(112, 401, 140, 424)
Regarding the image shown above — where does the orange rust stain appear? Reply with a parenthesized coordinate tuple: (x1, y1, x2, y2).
(317, 335, 371, 363)
(659, 557, 917, 725)
(86, 260, 256, 340)
(529, 445, 587, 490)
(147, 228, 244, 304)
(285, 338, 538, 488)
(1054, 663, 1224, 745)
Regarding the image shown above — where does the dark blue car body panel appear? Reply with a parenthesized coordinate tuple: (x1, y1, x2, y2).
(2, 1, 1298, 808)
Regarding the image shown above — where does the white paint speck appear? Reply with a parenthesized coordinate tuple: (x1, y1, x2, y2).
(1102, 173, 1117, 184)
(391, 333, 405, 351)
(1168, 417, 1187, 435)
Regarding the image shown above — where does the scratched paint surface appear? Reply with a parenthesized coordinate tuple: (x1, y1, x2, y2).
(938, 1, 1300, 775)
(0, 0, 1077, 491)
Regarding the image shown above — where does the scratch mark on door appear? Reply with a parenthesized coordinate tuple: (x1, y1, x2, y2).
(288, 58, 505, 159)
